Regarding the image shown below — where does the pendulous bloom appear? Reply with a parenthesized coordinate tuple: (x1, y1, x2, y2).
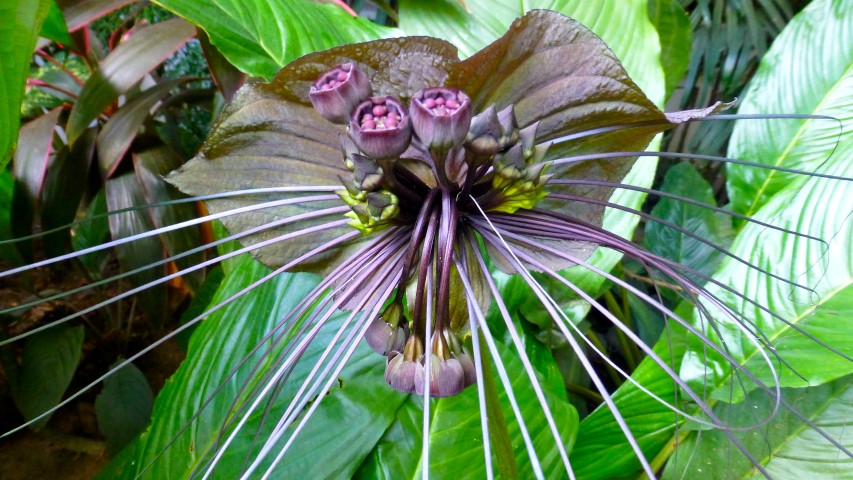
(162, 9, 751, 476)
(9, 6, 848, 480)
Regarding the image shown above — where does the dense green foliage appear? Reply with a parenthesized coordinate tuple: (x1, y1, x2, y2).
(1, 0, 851, 478)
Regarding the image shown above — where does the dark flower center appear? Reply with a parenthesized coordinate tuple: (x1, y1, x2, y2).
(311, 63, 551, 396)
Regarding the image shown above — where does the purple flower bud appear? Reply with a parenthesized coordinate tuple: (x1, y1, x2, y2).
(349, 97, 412, 159)
(410, 87, 472, 150)
(385, 335, 423, 394)
(414, 354, 466, 397)
(365, 304, 408, 356)
(455, 352, 477, 387)
(309, 63, 371, 124)
(465, 105, 501, 155)
(385, 352, 418, 393)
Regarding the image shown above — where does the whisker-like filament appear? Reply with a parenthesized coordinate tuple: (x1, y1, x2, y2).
(141, 229, 408, 478)
(502, 204, 852, 366)
(201, 249, 403, 478)
(465, 292, 494, 480)
(456, 266, 547, 480)
(0, 212, 350, 347)
(0, 204, 349, 320)
(0, 186, 342, 247)
(461, 233, 574, 478)
(1, 224, 362, 437)
(473, 223, 777, 477)
(474, 211, 853, 464)
(548, 178, 826, 243)
(0, 194, 342, 278)
(472, 226, 657, 478)
(252, 276, 402, 479)
(539, 196, 819, 297)
(547, 150, 852, 183)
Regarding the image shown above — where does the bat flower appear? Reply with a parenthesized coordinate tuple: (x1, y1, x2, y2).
(160, 9, 796, 477)
(10, 8, 847, 480)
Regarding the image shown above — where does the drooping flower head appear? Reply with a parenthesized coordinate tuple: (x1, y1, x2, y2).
(8, 7, 846, 480)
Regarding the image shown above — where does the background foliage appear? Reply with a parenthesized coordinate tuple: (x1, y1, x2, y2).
(1, 0, 851, 478)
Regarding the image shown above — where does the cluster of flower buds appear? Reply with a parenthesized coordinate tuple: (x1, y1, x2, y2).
(490, 121, 552, 214)
(384, 330, 476, 398)
(465, 105, 521, 156)
(336, 141, 400, 233)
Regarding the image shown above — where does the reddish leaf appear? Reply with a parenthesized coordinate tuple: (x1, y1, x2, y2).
(65, 17, 196, 145)
(61, 0, 136, 32)
(97, 78, 189, 176)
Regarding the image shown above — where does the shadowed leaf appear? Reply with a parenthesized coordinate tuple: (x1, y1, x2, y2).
(4, 325, 84, 430)
(95, 361, 154, 456)
(97, 78, 190, 176)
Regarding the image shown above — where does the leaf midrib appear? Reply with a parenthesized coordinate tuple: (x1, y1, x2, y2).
(743, 61, 853, 218)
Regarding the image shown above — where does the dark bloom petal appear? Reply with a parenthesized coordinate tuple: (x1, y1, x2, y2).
(448, 10, 665, 142)
(166, 37, 460, 274)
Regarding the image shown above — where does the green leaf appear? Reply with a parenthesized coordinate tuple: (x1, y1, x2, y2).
(727, 0, 853, 216)
(95, 361, 154, 456)
(426, 337, 578, 478)
(0, 0, 50, 169)
(644, 163, 724, 283)
(647, 0, 692, 99)
(39, 0, 72, 46)
(103, 255, 407, 478)
(398, 0, 666, 102)
(152, 0, 402, 80)
(356, 327, 578, 479)
(65, 17, 196, 145)
(681, 0, 853, 401)
(661, 375, 853, 479)
(353, 397, 424, 479)
(571, 322, 689, 479)
(6, 325, 84, 430)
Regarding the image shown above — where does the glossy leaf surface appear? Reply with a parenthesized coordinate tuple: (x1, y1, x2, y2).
(682, 0, 853, 400)
(662, 375, 853, 479)
(0, 0, 49, 169)
(152, 0, 402, 80)
(727, 0, 853, 216)
(645, 163, 725, 284)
